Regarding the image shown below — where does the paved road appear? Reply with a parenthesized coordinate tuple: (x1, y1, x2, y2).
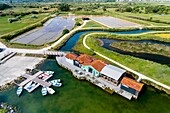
(83, 33, 170, 90)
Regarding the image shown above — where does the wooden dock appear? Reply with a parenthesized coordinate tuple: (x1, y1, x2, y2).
(18, 71, 53, 93)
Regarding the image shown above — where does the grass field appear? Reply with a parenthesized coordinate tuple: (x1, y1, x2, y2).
(90, 33, 170, 43)
(73, 33, 170, 86)
(83, 20, 107, 28)
(110, 42, 170, 57)
(0, 13, 49, 35)
(155, 34, 170, 38)
(0, 109, 7, 113)
(94, 8, 170, 26)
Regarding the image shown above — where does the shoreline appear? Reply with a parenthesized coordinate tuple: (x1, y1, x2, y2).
(0, 57, 45, 92)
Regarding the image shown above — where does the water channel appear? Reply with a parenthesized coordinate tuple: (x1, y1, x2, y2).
(60, 30, 170, 66)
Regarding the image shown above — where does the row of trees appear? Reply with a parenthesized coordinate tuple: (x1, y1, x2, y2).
(0, 3, 11, 10)
(116, 4, 170, 14)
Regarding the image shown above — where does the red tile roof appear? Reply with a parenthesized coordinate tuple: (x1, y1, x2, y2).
(76, 54, 107, 72)
(121, 77, 144, 92)
(76, 54, 94, 65)
(90, 60, 107, 72)
(65, 53, 77, 60)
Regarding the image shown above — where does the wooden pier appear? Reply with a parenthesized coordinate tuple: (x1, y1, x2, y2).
(18, 71, 53, 93)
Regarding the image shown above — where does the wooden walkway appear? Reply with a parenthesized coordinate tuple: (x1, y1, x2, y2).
(19, 71, 43, 87)
(18, 71, 52, 93)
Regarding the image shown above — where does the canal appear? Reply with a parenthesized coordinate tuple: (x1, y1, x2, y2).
(60, 30, 170, 66)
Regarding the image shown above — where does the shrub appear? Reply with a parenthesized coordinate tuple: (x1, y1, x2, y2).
(75, 21, 81, 26)
(62, 29, 69, 35)
(30, 15, 38, 18)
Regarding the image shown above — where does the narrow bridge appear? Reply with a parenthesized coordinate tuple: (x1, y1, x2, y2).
(8, 48, 66, 56)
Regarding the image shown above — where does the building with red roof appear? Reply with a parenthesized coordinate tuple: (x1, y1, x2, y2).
(65, 53, 126, 82)
(120, 77, 144, 98)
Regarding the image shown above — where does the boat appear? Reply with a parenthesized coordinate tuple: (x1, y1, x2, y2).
(54, 83, 62, 87)
(49, 79, 61, 84)
(41, 87, 47, 96)
(17, 86, 23, 96)
(24, 81, 33, 90)
(47, 87, 55, 94)
(26, 82, 38, 91)
(45, 71, 54, 75)
(49, 79, 62, 87)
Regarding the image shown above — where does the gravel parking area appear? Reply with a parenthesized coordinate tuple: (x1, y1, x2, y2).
(91, 16, 141, 28)
(11, 16, 75, 45)
(0, 56, 44, 86)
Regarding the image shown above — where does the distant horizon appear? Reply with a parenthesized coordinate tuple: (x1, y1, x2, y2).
(0, 0, 170, 3)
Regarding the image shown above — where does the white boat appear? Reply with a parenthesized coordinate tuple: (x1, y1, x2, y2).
(27, 82, 38, 91)
(49, 79, 61, 84)
(54, 83, 62, 87)
(17, 86, 23, 96)
(49, 79, 62, 87)
(41, 87, 47, 96)
(45, 71, 54, 75)
(24, 81, 33, 90)
(47, 87, 55, 94)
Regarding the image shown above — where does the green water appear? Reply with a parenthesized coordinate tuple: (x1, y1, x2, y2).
(0, 59, 170, 113)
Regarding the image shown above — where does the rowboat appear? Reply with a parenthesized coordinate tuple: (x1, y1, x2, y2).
(46, 87, 55, 94)
(41, 87, 47, 96)
(17, 86, 23, 96)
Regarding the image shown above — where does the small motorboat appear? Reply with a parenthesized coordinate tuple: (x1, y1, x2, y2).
(45, 71, 54, 75)
(17, 86, 23, 96)
(49, 79, 62, 87)
(27, 82, 38, 91)
(24, 81, 33, 90)
(47, 87, 55, 94)
(54, 83, 62, 87)
(41, 87, 47, 96)
(49, 79, 61, 84)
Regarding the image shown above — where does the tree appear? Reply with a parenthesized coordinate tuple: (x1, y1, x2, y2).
(58, 3, 70, 11)
(103, 6, 107, 12)
(62, 29, 69, 35)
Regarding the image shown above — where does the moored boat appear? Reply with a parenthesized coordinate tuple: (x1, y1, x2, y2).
(41, 87, 47, 96)
(24, 81, 33, 90)
(45, 71, 54, 75)
(26, 82, 38, 91)
(47, 87, 55, 94)
(54, 83, 62, 87)
(49, 79, 62, 87)
(17, 86, 23, 96)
